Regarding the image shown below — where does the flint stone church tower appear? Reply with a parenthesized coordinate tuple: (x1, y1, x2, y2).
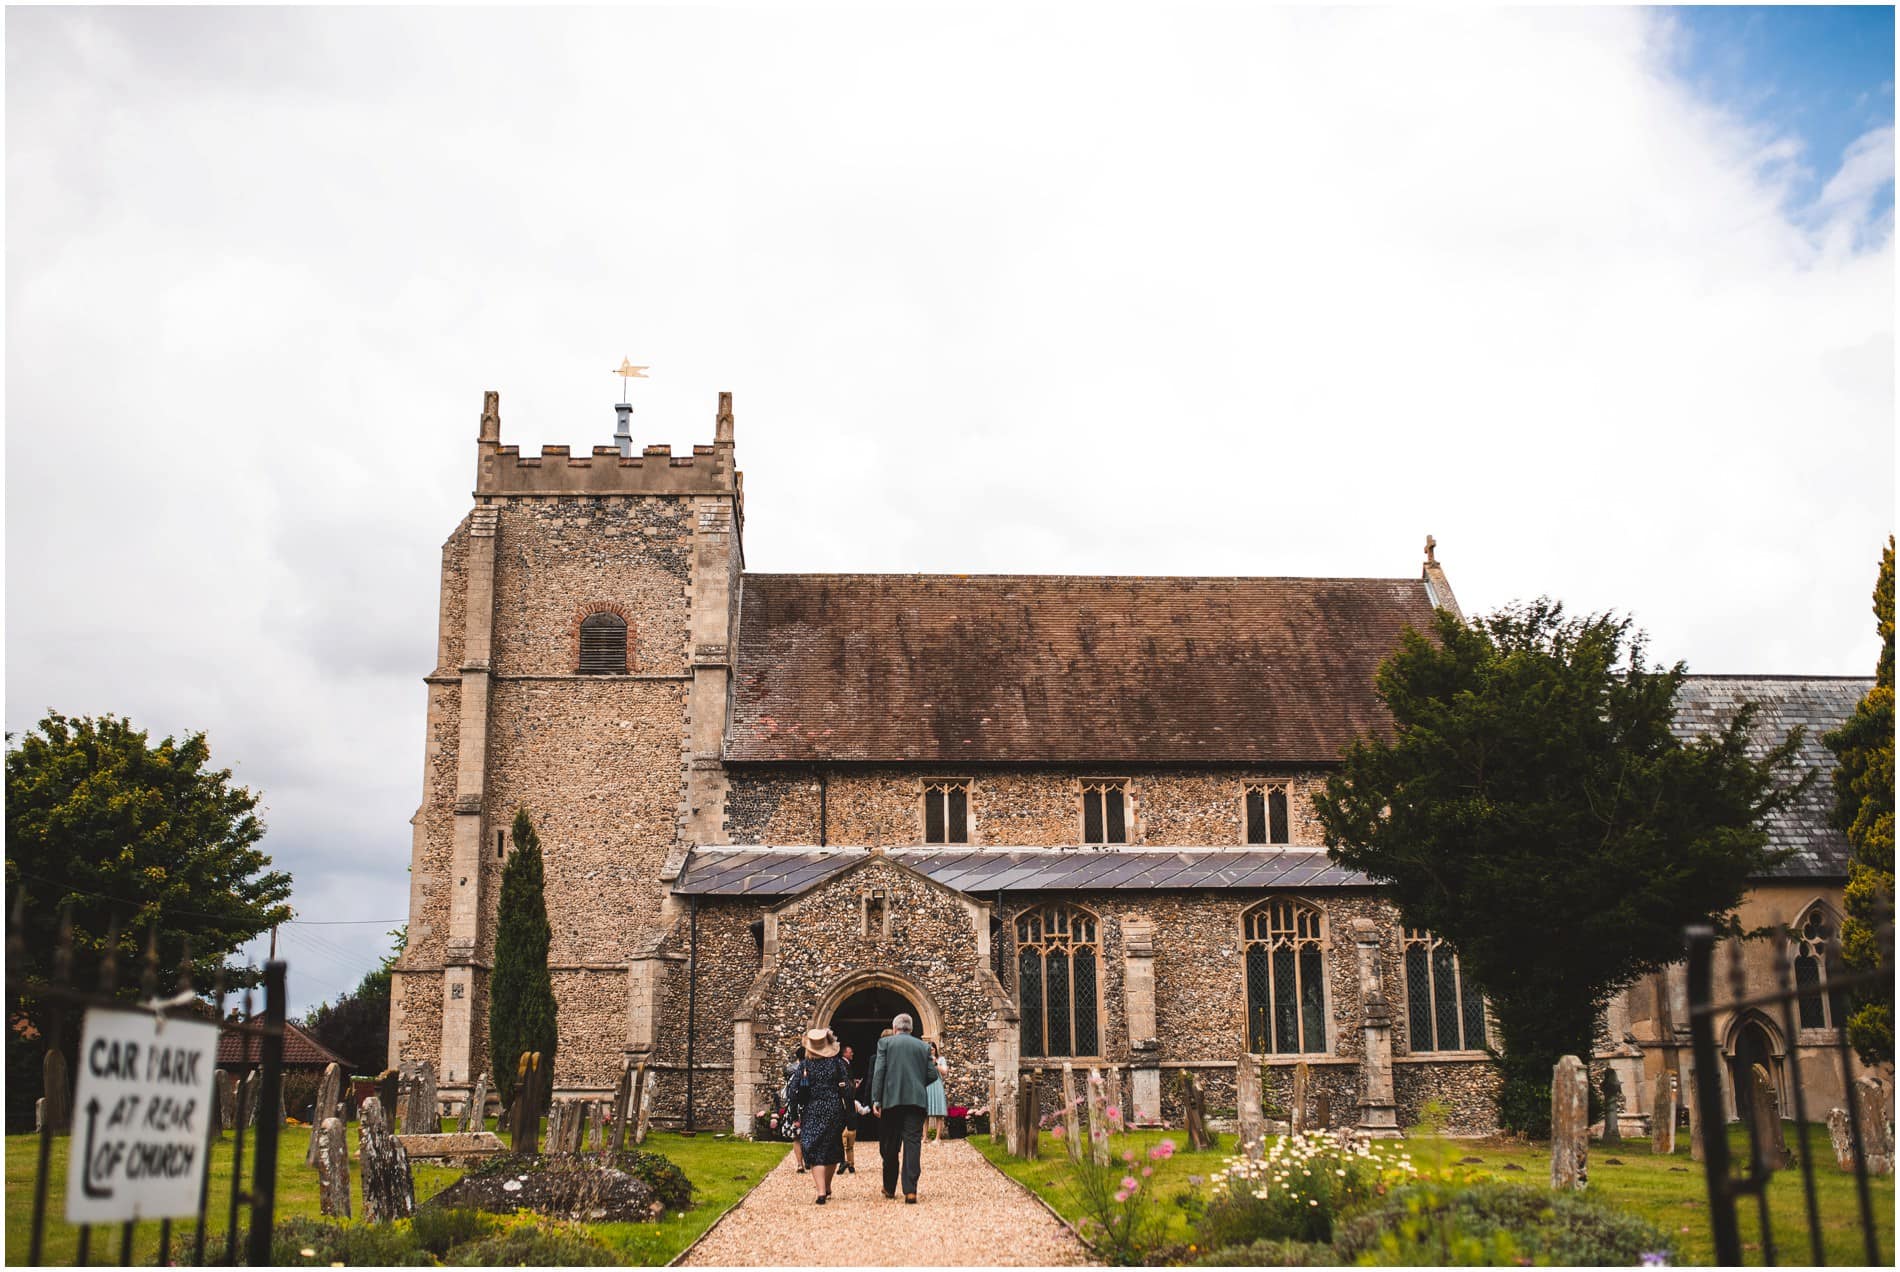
(391, 390, 1867, 1138)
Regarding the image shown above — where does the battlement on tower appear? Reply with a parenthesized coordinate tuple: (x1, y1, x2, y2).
(473, 390, 742, 499)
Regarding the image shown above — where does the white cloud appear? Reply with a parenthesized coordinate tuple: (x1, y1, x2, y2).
(7, 8, 1891, 1010)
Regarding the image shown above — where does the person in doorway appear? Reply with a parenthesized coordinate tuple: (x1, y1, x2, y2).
(839, 1044, 861, 1173)
(794, 1027, 853, 1204)
(870, 1012, 941, 1203)
(924, 1039, 950, 1143)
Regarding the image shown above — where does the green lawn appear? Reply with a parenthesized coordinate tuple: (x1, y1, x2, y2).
(5, 1122, 787, 1265)
(973, 1123, 1895, 1266)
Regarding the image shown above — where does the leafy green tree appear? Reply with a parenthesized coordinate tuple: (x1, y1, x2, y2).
(1313, 602, 1805, 1134)
(489, 808, 557, 1106)
(5, 711, 293, 1129)
(303, 927, 405, 1074)
(1825, 536, 1894, 1066)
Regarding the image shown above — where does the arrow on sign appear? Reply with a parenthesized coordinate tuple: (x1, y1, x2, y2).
(81, 1098, 114, 1199)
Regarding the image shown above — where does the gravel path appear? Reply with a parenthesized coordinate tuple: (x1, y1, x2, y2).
(679, 1139, 1091, 1266)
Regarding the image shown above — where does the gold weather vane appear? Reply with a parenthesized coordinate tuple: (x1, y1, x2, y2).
(612, 358, 650, 404)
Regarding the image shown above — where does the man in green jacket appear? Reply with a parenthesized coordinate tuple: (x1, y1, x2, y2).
(870, 1012, 941, 1201)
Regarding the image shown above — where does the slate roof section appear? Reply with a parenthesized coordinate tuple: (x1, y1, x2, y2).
(1671, 675, 1873, 880)
(727, 574, 1443, 764)
(672, 848, 1371, 897)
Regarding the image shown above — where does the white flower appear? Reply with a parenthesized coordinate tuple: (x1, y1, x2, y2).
(502, 1179, 523, 1192)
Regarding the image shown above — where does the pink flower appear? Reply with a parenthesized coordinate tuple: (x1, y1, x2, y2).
(1120, 1176, 1139, 1191)
(1106, 1105, 1122, 1121)
(1148, 1144, 1166, 1161)
(1122, 1148, 1137, 1163)
(1051, 1125, 1065, 1139)
(1112, 1189, 1130, 1203)
(1141, 1166, 1153, 1178)
(1158, 1139, 1177, 1158)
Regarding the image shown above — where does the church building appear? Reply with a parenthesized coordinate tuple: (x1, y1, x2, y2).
(390, 390, 1870, 1137)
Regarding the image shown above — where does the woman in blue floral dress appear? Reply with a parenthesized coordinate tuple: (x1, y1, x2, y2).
(794, 1027, 853, 1203)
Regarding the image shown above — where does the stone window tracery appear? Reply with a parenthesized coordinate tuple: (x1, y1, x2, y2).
(1015, 904, 1102, 1057)
(1081, 780, 1128, 845)
(1244, 783, 1291, 845)
(1792, 904, 1846, 1031)
(1243, 898, 1327, 1054)
(1402, 927, 1486, 1052)
(923, 780, 970, 844)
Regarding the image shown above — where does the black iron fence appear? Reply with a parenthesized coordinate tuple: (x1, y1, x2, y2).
(1685, 922, 1887, 1266)
(8, 903, 286, 1266)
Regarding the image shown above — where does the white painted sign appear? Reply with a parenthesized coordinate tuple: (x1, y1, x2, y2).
(65, 1007, 220, 1223)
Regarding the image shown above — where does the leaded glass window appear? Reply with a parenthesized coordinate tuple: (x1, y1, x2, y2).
(1016, 905, 1102, 1057)
(1243, 784, 1291, 845)
(1402, 928, 1486, 1052)
(1243, 899, 1326, 1054)
(1081, 782, 1128, 844)
(923, 781, 970, 844)
(1792, 905, 1846, 1030)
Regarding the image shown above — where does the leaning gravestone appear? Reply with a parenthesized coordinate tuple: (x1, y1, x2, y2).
(1234, 1053, 1265, 1158)
(1749, 1064, 1791, 1169)
(358, 1096, 415, 1222)
(466, 1071, 490, 1134)
(1651, 1073, 1677, 1155)
(215, 1069, 237, 1137)
(315, 1117, 351, 1219)
(405, 1060, 440, 1136)
(1551, 1055, 1589, 1190)
(1855, 1075, 1894, 1175)
(42, 1048, 71, 1134)
(634, 1070, 654, 1145)
(1600, 1069, 1622, 1145)
(307, 1062, 344, 1166)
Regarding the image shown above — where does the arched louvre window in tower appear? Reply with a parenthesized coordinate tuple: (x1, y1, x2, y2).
(1016, 904, 1102, 1058)
(578, 611, 628, 674)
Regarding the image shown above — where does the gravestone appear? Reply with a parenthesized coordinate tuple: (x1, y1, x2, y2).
(1749, 1064, 1791, 1170)
(358, 1096, 415, 1222)
(1651, 1073, 1676, 1155)
(1059, 1064, 1082, 1162)
(1600, 1069, 1622, 1145)
(996, 1076, 1016, 1151)
(509, 1053, 542, 1154)
(405, 1060, 440, 1136)
(315, 1117, 351, 1219)
(587, 1101, 604, 1153)
(215, 1069, 237, 1136)
(1855, 1075, 1894, 1175)
(395, 1131, 507, 1161)
(609, 1063, 633, 1152)
(377, 1070, 400, 1128)
(1086, 1069, 1109, 1166)
(634, 1071, 654, 1145)
(546, 1101, 570, 1154)
(307, 1063, 344, 1166)
(1314, 1089, 1331, 1130)
(41, 1048, 70, 1134)
(1234, 1053, 1266, 1158)
(34, 1098, 44, 1134)
(628, 1061, 649, 1148)
(1550, 1055, 1589, 1190)
(466, 1071, 489, 1134)
(1827, 1107, 1856, 1170)
(1184, 1072, 1215, 1152)
(1290, 1061, 1311, 1136)
(1015, 1073, 1040, 1162)
(277, 1074, 291, 1126)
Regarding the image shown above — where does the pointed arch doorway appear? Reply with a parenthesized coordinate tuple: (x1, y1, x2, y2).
(829, 985, 922, 1084)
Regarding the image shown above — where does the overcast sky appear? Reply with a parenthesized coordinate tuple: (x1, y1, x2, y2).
(7, 7, 1892, 1013)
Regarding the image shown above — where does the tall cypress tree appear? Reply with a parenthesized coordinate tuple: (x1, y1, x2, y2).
(1825, 536, 1894, 1066)
(489, 808, 558, 1107)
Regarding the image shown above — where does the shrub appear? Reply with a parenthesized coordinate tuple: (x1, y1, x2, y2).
(454, 1218, 617, 1266)
(1062, 1136, 1182, 1266)
(614, 1149, 694, 1212)
(1193, 1237, 1331, 1266)
(409, 1207, 500, 1256)
(270, 1217, 434, 1266)
(1195, 1130, 1415, 1247)
(1333, 1180, 1675, 1266)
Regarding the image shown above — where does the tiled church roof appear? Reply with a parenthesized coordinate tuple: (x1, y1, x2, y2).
(1672, 675, 1873, 880)
(728, 573, 1442, 764)
(673, 847, 1371, 897)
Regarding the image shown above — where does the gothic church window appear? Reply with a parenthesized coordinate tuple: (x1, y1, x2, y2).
(1402, 928, 1486, 1052)
(1244, 784, 1291, 845)
(1792, 904, 1846, 1030)
(1243, 899, 1327, 1054)
(1081, 780, 1128, 844)
(1016, 904, 1102, 1057)
(923, 780, 970, 844)
(577, 611, 628, 674)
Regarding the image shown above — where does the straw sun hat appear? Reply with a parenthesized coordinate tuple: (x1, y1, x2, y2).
(803, 1027, 841, 1058)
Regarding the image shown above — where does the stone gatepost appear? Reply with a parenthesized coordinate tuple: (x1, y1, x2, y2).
(1120, 916, 1163, 1125)
(1350, 918, 1401, 1137)
(1551, 1055, 1589, 1190)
